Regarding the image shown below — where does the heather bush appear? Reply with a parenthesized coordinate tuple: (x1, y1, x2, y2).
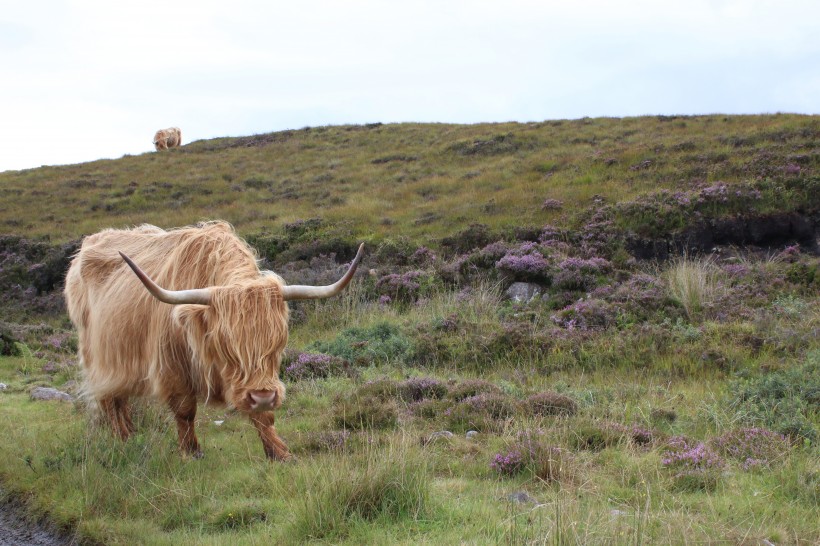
(309, 322, 414, 366)
(490, 450, 525, 476)
(551, 298, 614, 331)
(524, 391, 578, 417)
(448, 379, 503, 402)
(283, 351, 353, 381)
(333, 395, 399, 430)
(568, 420, 624, 451)
(397, 377, 448, 402)
(711, 427, 791, 470)
(445, 393, 515, 433)
(374, 237, 416, 266)
(495, 242, 552, 284)
(355, 378, 400, 401)
(662, 435, 725, 492)
(376, 270, 431, 303)
(552, 257, 611, 291)
(301, 430, 351, 453)
(0, 325, 21, 356)
(440, 223, 494, 255)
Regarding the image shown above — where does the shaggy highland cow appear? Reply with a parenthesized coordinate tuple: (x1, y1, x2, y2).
(64, 221, 363, 460)
(153, 127, 181, 150)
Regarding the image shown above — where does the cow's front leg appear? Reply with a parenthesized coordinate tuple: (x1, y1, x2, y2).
(100, 396, 134, 441)
(167, 394, 203, 459)
(250, 412, 291, 461)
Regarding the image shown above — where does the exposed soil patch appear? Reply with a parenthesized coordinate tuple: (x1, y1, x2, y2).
(627, 212, 818, 260)
(0, 496, 72, 546)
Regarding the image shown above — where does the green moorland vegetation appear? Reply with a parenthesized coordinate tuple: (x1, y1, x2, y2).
(0, 113, 818, 544)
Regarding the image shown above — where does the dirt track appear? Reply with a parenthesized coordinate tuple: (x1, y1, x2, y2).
(0, 498, 70, 546)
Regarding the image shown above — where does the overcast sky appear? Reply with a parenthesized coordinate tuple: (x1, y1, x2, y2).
(1, 0, 818, 172)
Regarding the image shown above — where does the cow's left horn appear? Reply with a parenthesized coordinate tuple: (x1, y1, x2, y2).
(281, 243, 364, 301)
(119, 252, 212, 305)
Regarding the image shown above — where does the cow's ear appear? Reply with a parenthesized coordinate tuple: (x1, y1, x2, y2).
(173, 304, 209, 334)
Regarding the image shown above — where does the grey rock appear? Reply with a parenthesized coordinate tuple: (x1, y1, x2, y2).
(506, 491, 537, 504)
(30, 387, 73, 402)
(0, 383, 7, 390)
(428, 430, 454, 440)
(466, 430, 479, 439)
(505, 282, 542, 303)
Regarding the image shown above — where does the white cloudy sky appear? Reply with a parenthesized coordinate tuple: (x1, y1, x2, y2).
(1, 0, 818, 172)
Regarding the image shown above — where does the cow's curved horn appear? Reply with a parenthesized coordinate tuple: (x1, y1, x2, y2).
(281, 243, 364, 301)
(119, 252, 212, 305)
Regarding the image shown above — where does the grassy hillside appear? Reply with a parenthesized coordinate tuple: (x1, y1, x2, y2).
(0, 114, 818, 544)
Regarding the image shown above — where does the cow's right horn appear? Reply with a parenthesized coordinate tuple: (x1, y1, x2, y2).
(281, 243, 364, 301)
(119, 252, 212, 305)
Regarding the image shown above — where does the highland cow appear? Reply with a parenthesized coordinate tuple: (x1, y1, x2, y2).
(64, 221, 363, 460)
(153, 127, 182, 150)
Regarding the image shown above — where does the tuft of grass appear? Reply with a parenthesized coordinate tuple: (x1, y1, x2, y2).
(284, 437, 432, 541)
(664, 254, 722, 321)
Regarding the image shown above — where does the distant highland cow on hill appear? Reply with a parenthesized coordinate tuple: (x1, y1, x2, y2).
(153, 127, 182, 151)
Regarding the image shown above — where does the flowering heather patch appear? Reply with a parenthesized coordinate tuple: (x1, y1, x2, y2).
(551, 298, 614, 331)
(376, 270, 425, 302)
(711, 428, 790, 470)
(525, 391, 578, 417)
(662, 435, 725, 491)
(541, 198, 564, 211)
(721, 263, 750, 277)
(490, 450, 525, 476)
(284, 352, 351, 381)
(552, 257, 611, 291)
(398, 377, 448, 402)
(775, 244, 801, 263)
(409, 246, 437, 265)
(461, 393, 515, 419)
(495, 243, 552, 283)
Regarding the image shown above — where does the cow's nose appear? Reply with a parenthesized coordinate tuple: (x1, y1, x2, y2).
(248, 389, 277, 411)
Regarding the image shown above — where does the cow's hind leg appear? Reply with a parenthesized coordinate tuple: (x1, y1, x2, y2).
(100, 397, 134, 441)
(168, 394, 203, 459)
(250, 413, 291, 461)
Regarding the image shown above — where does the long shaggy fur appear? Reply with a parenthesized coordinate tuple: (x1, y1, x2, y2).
(65, 221, 291, 459)
(153, 127, 181, 151)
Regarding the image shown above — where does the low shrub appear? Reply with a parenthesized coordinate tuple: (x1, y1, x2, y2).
(661, 435, 725, 492)
(568, 420, 624, 451)
(333, 395, 398, 430)
(301, 430, 351, 453)
(448, 379, 503, 402)
(283, 351, 353, 381)
(490, 450, 525, 476)
(710, 427, 791, 470)
(310, 322, 414, 366)
(397, 377, 448, 402)
(728, 355, 820, 442)
(524, 391, 578, 417)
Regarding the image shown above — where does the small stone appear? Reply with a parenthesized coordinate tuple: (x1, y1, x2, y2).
(505, 282, 542, 303)
(213, 420, 224, 426)
(466, 430, 479, 439)
(506, 491, 537, 504)
(610, 509, 630, 518)
(30, 387, 73, 402)
(428, 430, 453, 440)
(0, 383, 7, 390)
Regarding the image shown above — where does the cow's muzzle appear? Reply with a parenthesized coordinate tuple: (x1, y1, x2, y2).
(247, 389, 278, 412)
